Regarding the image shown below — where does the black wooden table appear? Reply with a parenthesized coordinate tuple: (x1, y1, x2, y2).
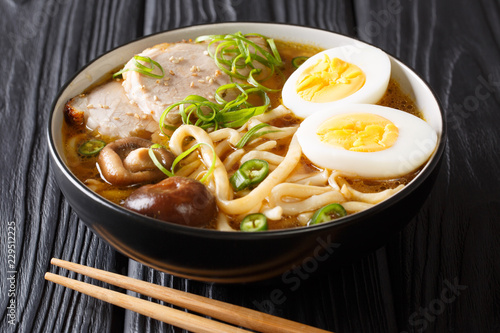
(1, 0, 499, 332)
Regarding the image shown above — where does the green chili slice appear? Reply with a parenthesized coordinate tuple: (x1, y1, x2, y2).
(292, 56, 309, 68)
(240, 213, 268, 232)
(240, 159, 269, 185)
(78, 139, 106, 156)
(230, 159, 269, 191)
(309, 203, 347, 225)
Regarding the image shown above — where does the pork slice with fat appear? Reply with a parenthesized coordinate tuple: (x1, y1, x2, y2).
(64, 80, 159, 138)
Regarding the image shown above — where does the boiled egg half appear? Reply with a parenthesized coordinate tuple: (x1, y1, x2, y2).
(282, 44, 391, 118)
(296, 104, 438, 178)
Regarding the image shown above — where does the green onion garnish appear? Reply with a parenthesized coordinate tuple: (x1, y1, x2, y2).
(148, 144, 174, 178)
(160, 83, 270, 134)
(195, 32, 284, 91)
(171, 142, 216, 184)
(148, 143, 216, 184)
(235, 123, 280, 149)
(113, 55, 165, 79)
(291, 56, 309, 68)
(236, 123, 270, 148)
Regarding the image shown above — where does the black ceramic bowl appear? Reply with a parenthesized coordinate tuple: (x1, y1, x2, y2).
(48, 23, 445, 283)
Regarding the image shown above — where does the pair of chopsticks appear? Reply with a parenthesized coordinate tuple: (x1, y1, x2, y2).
(45, 258, 332, 333)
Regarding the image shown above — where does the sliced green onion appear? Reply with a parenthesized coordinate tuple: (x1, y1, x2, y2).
(236, 123, 270, 148)
(113, 55, 165, 79)
(247, 68, 281, 93)
(162, 124, 178, 132)
(195, 32, 284, 91)
(309, 203, 347, 225)
(235, 123, 281, 148)
(160, 83, 270, 134)
(230, 159, 269, 191)
(149, 142, 216, 184)
(292, 56, 309, 68)
(78, 139, 106, 156)
(266, 38, 282, 65)
(240, 213, 268, 232)
(229, 169, 251, 191)
(148, 144, 174, 177)
(171, 142, 216, 184)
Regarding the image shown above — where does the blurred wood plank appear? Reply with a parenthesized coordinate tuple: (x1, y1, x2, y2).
(354, 0, 500, 332)
(141, 0, 355, 35)
(0, 0, 144, 332)
(123, 250, 398, 333)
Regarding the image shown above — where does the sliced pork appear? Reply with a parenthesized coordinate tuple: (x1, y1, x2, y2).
(121, 42, 232, 124)
(64, 80, 158, 138)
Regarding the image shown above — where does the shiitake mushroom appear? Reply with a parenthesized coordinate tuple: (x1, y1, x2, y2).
(98, 137, 174, 186)
(123, 177, 217, 228)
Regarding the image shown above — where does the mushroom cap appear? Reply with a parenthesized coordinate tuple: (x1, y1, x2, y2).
(123, 176, 217, 228)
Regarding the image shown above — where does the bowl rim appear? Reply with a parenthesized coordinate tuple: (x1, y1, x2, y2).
(47, 21, 447, 240)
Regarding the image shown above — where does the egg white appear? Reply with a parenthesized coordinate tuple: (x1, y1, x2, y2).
(296, 104, 438, 178)
(282, 44, 391, 119)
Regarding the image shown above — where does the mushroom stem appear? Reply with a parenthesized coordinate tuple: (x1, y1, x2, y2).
(98, 137, 174, 186)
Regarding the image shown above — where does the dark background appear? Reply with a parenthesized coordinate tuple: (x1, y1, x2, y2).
(1, 0, 499, 332)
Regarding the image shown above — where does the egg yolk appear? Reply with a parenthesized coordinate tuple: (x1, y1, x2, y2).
(316, 113, 399, 152)
(295, 55, 366, 103)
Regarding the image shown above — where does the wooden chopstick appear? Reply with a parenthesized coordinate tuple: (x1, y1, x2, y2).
(44, 272, 249, 333)
(45, 258, 332, 333)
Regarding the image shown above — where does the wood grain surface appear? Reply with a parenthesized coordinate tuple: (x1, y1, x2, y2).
(0, 0, 499, 332)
